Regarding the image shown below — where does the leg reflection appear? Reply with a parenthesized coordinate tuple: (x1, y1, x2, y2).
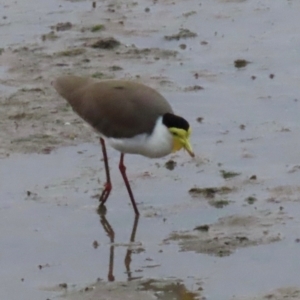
(98, 208, 115, 282)
(124, 215, 140, 281)
(97, 208, 140, 281)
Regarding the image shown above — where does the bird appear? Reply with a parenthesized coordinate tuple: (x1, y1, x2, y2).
(53, 75, 194, 215)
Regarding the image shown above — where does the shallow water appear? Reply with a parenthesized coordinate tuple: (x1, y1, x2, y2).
(1, 0, 300, 299)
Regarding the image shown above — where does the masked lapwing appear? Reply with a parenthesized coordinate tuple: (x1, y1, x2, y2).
(53, 75, 194, 215)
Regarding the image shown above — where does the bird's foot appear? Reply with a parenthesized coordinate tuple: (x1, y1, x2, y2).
(99, 182, 112, 204)
(97, 203, 107, 216)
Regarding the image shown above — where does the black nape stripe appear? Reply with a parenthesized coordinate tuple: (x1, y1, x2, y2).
(114, 86, 125, 90)
(162, 113, 189, 131)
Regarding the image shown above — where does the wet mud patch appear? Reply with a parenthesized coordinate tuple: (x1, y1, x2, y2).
(220, 170, 241, 179)
(55, 48, 86, 57)
(267, 186, 300, 203)
(234, 59, 251, 69)
(164, 28, 197, 41)
(62, 278, 202, 300)
(183, 85, 204, 92)
(51, 22, 73, 32)
(0, 81, 98, 154)
(86, 37, 121, 50)
(123, 47, 178, 59)
(189, 186, 234, 198)
(164, 211, 285, 257)
(189, 186, 234, 208)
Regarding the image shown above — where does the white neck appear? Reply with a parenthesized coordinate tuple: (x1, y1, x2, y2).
(107, 117, 173, 158)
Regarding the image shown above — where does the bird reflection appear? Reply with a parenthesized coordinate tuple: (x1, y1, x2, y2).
(97, 205, 140, 282)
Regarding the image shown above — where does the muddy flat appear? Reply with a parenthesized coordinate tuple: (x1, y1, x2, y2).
(1, 0, 300, 299)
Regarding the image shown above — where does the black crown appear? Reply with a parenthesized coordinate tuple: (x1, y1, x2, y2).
(162, 113, 189, 131)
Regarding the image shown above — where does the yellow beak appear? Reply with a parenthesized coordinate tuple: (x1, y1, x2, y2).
(184, 138, 195, 157)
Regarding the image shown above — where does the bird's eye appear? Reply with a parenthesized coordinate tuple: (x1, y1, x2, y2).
(173, 132, 178, 136)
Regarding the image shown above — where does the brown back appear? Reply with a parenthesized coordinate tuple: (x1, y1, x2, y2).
(53, 76, 173, 138)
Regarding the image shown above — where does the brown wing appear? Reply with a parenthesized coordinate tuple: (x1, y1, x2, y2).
(53, 76, 173, 138)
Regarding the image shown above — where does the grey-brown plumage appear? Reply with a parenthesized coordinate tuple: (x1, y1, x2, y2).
(53, 75, 173, 138)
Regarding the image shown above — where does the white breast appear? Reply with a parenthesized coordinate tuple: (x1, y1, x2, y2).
(105, 116, 173, 158)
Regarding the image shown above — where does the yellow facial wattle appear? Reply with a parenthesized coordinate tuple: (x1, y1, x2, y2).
(169, 127, 194, 157)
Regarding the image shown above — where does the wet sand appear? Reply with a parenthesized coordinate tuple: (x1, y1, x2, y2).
(1, 0, 300, 299)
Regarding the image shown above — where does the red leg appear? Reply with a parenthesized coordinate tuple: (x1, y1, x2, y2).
(99, 138, 112, 205)
(119, 154, 139, 215)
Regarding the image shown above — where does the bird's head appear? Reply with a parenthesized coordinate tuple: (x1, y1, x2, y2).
(162, 113, 194, 157)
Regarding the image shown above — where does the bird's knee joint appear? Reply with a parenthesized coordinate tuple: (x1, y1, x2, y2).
(119, 164, 126, 172)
